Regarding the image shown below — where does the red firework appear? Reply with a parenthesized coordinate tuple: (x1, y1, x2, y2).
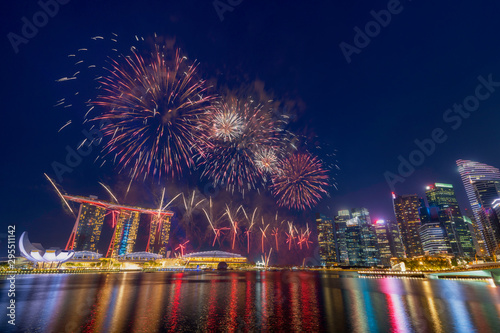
(93, 45, 215, 180)
(271, 152, 329, 210)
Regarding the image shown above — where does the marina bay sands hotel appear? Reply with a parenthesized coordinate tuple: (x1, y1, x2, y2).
(63, 195, 174, 258)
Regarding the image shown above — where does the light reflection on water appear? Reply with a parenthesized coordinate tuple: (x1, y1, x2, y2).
(1, 271, 499, 332)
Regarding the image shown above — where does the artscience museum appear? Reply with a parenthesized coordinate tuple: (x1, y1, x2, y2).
(19, 232, 75, 268)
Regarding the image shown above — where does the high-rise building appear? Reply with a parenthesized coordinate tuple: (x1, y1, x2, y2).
(334, 211, 350, 265)
(72, 203, 106, 252)
(148, 214, 172, 257)
(392, 193, 424, 257)
(419, 223, 451, 255)
(352, 208, 379, 267)
(64, 194, 174, 258)
(464, 215, 487, 257)
(425, 183, 474, 257)
(345, 215, 362, 266)
(457, 159, 500, 256)
(374, 220, 392, 266)
(386, 219, 405, 258)
(316, 214, 337, 266)
(110, 211, 140, 257)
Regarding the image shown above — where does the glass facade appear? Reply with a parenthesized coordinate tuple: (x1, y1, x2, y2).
(457, 159, 500, 256)
(315, 214, 336, 266)
(73, 203, 106, 252)
(393, 194, 424, 257)
(425, 183, 474, 257)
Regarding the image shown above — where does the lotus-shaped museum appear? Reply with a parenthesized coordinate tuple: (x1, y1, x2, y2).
(19, 231, 75, 267)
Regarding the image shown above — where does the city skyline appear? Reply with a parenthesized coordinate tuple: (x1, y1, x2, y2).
(4, 1, 500, 255)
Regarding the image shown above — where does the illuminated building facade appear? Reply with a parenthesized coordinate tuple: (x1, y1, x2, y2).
(425, 183, 474, 257)
(419, 222, 451, 255)
(374, 220, 392, 266)
(147, 214, 172, 257)
(111, 211, 140, 257)
(345, 213, 362, 266)
(316, 214, 337, 266)
(182, 251, 247, 268)
(473, 181, 500, 255)
(392, 193, 424, 257)
(19, 232, 75, 268)
(63, 195, 174, 258)
(72, 202, 106, 252)
(387, 219, 405, 258)
(457, 159, 500, 256)
(352, 208, 379, 267)
(334, 211, 350, 265)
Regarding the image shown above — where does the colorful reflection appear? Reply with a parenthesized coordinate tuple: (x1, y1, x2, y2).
(2, 272, 500, 332)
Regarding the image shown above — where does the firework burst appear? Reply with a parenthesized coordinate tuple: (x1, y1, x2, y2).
(201, 97, 288, 193)
(93, 45, 215, 180)
(271, 152, 329, 210)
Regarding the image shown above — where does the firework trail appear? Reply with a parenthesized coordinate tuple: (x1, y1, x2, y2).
(201, 97, 290, 193)
(44, 173, 75, 216)
(93, 45, 215, 181)
(203, 198, 228, 247)
(240, 206, 258, 253)
(223, 204, 241, 250)
(98, 182, 119, 203)
(285, 221, 296, 250)
(259, 217, 270, 253)
(271, 152, 329, 210)
(162, 192, 183, 210)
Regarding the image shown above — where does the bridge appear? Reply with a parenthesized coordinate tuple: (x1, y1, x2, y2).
(427, 263, 500, 285)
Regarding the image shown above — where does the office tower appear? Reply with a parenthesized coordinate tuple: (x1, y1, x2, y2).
(316, 214, 337, 266)
(457, 159, 500, 256)
(374, 220, 392, 266)
(334, 211, 350, 265)
(464, 215, 487, 257)
(352, 208, 380, 267)
(425, 183, 474, 257)
(418, 198, 431, 225)
(345, 215, 362, 266)
(110, 211, 141, 257)
(71, 203, 106, 252)
(386, 219, 405, 258)
(148, 214, 172, 257)
(419, 223, 451, 255)
(392, 193, 424, 257)
(473, 180, 500, 255)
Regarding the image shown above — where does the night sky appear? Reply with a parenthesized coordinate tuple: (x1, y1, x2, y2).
(2, 0, 500, 254)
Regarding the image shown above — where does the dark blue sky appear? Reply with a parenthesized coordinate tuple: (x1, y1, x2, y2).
(2, 0, 500, 250)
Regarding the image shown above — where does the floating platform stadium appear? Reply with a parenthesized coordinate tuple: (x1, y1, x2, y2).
(181, 251, 248, 269)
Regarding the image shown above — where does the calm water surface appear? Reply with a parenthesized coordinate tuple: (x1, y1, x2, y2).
(1, 271, 499, 332)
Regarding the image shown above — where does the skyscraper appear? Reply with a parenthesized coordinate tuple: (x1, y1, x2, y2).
(457, 159, 500, 256)
(374, 220, 392, 266)
(72, 203, 106, 252)
(419, 223, 451, 255)
(463, 215, 487, 257)
(148, 214, 172, 257)
(316, 214, 337, 266)
(386, 219, 405, 258)
(334, 211, 350, 265)
(352, 208, 379, 267)
(109, 211, 141, 257)
(345, 215, 362, 266)
(425, 183, 474, 257)
(392, 193, 424, 257)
